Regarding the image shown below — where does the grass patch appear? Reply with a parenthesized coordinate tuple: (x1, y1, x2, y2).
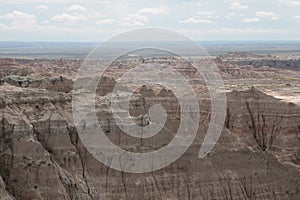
(276, 77, 300, 81)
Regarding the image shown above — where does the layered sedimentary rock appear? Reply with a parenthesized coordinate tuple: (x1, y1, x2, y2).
(234, 59, 300, 71)
(218, 52, 300, 71)
(0, 82, 299, 199)
(0, 58, 78, 93)
(0, 75, 73, 93)
(0, 56, 299, 199)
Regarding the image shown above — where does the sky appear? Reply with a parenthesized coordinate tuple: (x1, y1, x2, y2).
(0, 0, 300, 41)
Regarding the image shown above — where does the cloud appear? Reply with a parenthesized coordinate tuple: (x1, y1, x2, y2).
(51, 4, 101, 25)
(3, 0, 109, 3)
(52, 13, 87, 24)
(138, 6, 168, 15)
(196, 11, 219, 19)
(96, 19, 115, 24)
(229, 2, 248, 10)
(178, 5, 221, 23)
(179, 17, 214, 24)
(65, 4, 100, 18)
(35, 5, 49, 10)
(179, 27, 285, 36)
(294, 15, 300, 23)
(0, 0, 299, 41)
(1, 10, 37, 26)
(243, 17, 260, 23)
(225, 12, 236, 18)
(278, 0, 300, 6)
(197, 11, 214, 16)
(121, 14, 149, 26)
(67, 4, 87, 12)
(212, 27, 278, 33)
(256, 11, 279, 20)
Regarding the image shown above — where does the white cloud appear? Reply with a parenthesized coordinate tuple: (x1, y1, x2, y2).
(41, 20, 50, 24)
(0, 22, 82, 36)
(226, 12, 236, 18)
(0, 0, 299, 41)
(196, 11, 218, 19)
(35, 5, 49, 10)
(52, 13, 87, 24)
(294, 15, 300, 23)
(65, 4, 101, 18)
(213, 27, 276, 33)
(51, 4, 101, 25)
(179, 27, 284, 36)
(256, 11, 279, 20)
(278, 0, 300, 6)
(243, 17, 260, 23)
(67, 4, 87, 12)
(197, 11, 213, 16)
(229, 2, 248, 10)
(121, 14, 149, 26)
(179, 17, 214, 24)
(1, 10, 37, 26)
(3, 0, 109, 3)
(138, 6, 168, 15)
(96, 19, 115, 24)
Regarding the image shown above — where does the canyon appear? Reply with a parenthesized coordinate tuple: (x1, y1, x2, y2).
(0, 54, 300, 199)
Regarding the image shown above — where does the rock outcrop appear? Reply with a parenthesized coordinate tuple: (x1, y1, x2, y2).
(234, 59, 300, 71)
(0, 75, 74, 93)
(0, 83, 299, 199)
(0, 56, 299, 199)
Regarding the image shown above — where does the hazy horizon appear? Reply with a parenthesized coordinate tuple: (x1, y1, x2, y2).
(1, 40, 300, 59)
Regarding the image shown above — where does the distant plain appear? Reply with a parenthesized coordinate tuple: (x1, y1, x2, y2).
(1, 41, 300, 59)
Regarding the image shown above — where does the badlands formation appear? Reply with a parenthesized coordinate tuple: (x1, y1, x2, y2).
(0, 53, 300, 199)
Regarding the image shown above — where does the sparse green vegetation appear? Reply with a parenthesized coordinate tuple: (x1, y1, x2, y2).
(3, 75, 39, 82)
(275, 77, 300, 81)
